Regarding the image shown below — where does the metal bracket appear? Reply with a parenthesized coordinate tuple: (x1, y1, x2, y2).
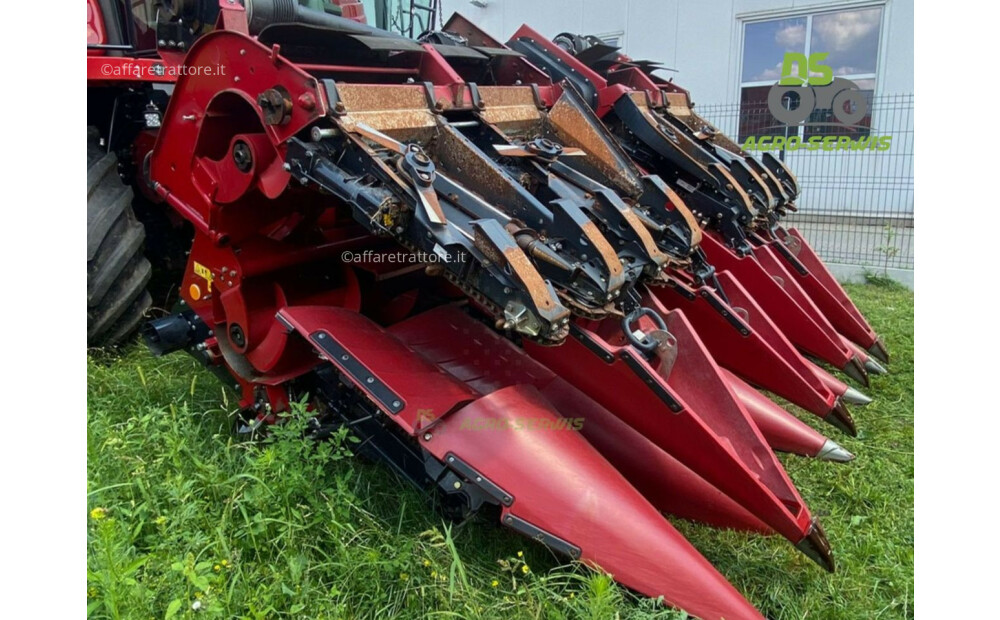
(699, 289, 751, 336)
(309, 330, 405, 414)
(619, 350, 683, 412)
(569, 324, 614, 363)
(321, 79, 341, 115)
(502, 513, 582, 560)
(769, 238, 809, 276)
(444, 453, 514, 506)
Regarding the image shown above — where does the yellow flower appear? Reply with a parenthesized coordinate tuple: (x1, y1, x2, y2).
(491, 580, 499, 588)
(569, 593, 575, 599)
(399, 573, 409, 581)
(213, 564, 221, 572)
(423, 559, 431, 567)
(90, 507, 108, 521)
(221, 560, 229, 567)
(154, 516, 167, 526)
(87, 587, 98, 599)
(430, 571, 437, 579)
(517, 551, 523, 558)
(521, 564, 530, 574)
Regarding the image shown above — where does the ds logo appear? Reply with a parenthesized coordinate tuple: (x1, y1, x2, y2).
(778, 52, 833, 86)
(767, 52, 868, 127)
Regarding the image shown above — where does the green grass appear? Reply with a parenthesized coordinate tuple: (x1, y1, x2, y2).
(87, 282, 913, 619)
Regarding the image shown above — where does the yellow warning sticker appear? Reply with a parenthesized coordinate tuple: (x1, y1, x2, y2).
(193, 261, 213, 292)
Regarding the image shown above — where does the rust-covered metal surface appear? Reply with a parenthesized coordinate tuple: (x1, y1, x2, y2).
(476, 86, 544, 134)
(626, 93, 755, 215)
(547, 91, 645, 199)
(581, 219, 625, 281)
(664, 91, 746, 157)
(660, 183, 703, 247)
(335, 84, 437, 142)
(434, 124, 542, 222)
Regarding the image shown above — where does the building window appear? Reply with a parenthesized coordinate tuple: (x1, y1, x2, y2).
(738, 6, 883, 142)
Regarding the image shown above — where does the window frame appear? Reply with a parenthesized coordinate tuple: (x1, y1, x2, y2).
(736, 1, 887, 139)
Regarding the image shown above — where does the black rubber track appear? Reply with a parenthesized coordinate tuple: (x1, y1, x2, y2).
(87, 127, 152, 346)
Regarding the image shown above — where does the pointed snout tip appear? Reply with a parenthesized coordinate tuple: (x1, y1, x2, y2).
(867, 338, 890, 364)
(841, 385, 873, 406)
(843, 355, 870, 387)
(864, 357, 888, 375)
(796, 520, 836, 573)
(816, 438, 855, 463)
(826, 399, 858, 437)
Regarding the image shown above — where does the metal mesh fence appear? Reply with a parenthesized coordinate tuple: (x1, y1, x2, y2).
(695, 93, 913, 271)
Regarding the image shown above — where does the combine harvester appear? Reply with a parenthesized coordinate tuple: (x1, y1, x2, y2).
(86, 2, 890, 618)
